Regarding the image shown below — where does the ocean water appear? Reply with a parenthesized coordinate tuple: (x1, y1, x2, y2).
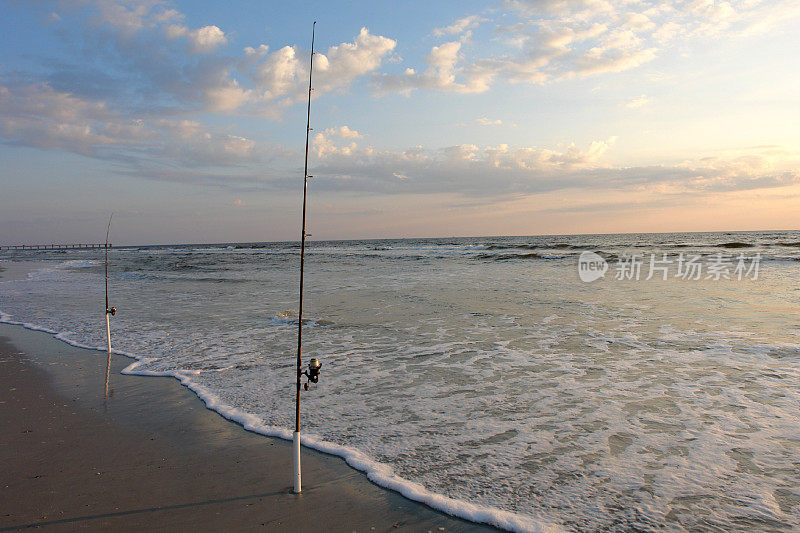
(1, 231, 799, 532)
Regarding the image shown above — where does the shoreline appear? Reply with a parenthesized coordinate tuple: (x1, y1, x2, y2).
(0, 321, 501, 531)
(0, 260, 512, 531)
(0, 260, 553, 532)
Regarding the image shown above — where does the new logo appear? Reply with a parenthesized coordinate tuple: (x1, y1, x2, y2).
(578, 251, 608, 282)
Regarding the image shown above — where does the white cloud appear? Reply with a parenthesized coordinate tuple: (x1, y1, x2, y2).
(379, 0, 800, 95)
(152, 8, 183, 24)
(315, 27, 397, 92)
(306, 132, 799, 197)
(244, 44, 270, 56)
(433, 15, 484, 36)
(222, 135, 256, 158)
(427, 41, 461, 86)
(0, 81, 133, 155)
(0, 81, 259, 167)
(375, 40, 496, 94)
(165, 23, 187, 39)
(5, 72, 796, 200)
(8, 0, 799, 203)
(622, 94, 650, 108)
(34, 0, 800, 110)
(325, 126, 363, 139)
(622, 12, 656, 32)
(42, 2, 393, 117)
(308, 132, 621, 195)
(252, 27, 396, 107)
(94, 1, 152, 36)
(573, 47, 657, 77)
(204, 81, 251, 112)
(253, 45, 302, 100)
(166, 24, 227, 53)
(652, 21, 681, 43)
(188, 25, 227, 53)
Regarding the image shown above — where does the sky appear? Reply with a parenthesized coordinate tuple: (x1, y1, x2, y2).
(1, 0, 799, 245)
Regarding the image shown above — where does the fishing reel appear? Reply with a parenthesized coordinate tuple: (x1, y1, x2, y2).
(301, 358, 321, 391)
(106, 307, 116, 316)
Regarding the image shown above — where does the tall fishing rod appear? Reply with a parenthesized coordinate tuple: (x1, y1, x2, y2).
(293, 21, 322, 495)
(104, 214, 116, 399)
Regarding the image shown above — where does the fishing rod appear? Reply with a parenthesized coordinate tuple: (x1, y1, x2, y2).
(105, 214, 116, 399)
(293, 21, 322, 495)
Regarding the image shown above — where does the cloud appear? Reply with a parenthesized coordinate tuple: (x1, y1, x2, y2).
(672, 148, 800, 192)
(7, 0, 799, 208)
(43, 1, 247, 115)
(0, 81, 260, 167)
(36, 0, 800, 112)
(573, 47, 657, 76)
(67, 126, 795, 200)
(203, 82, 251, 112)
(251, 27, 396, 109)
(375, 41, 496, 95)
(306, 132, 799, 198)
(0, 2, 403, 183)
(378, 0, 800, 95)
(6, 72, 795, 203)
(433, 15, 484, 36)
(622, 94, 650, 108)
(0, 81, 141, 155)
(166, 24, 227, 53)
(325, 126, 363, 139)
(27, 2, 395, 118)
(188, 25, 227, 53)
(93, 0, 153, 36)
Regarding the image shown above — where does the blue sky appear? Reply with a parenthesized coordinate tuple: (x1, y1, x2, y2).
(1, 0, 799, 244)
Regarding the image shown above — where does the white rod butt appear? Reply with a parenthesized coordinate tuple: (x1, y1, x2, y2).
(106, 314, 112, 353)
(293, 431, 301, 493)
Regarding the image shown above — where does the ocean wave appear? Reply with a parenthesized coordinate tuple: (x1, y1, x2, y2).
(719, 242, 754, 248)
(269, 310, 333, 327)
(192, 276, 250, 284)
(0, 311, 556, 533)
(484, 244, 538, 251)
(5, 234, 800, 532)
(121, 357, 558, 533)
(234, 243, 272, 249)
(474, 252, 544, 261)
(484, 243, 592, 251)
(61, 259, 101, 268)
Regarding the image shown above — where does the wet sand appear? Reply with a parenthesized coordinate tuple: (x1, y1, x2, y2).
(0, 320, 496, 531)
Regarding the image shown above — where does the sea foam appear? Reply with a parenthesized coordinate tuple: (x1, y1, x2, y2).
(3, 234, 800, 532)
(0, 277, 559, 532)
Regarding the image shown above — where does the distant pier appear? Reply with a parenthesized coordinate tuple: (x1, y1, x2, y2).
(0, 243, 111, 251)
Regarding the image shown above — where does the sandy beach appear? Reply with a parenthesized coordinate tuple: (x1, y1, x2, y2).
(0, 265, 495, 532)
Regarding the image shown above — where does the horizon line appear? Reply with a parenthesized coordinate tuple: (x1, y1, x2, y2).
(2, 228, 797, 249)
